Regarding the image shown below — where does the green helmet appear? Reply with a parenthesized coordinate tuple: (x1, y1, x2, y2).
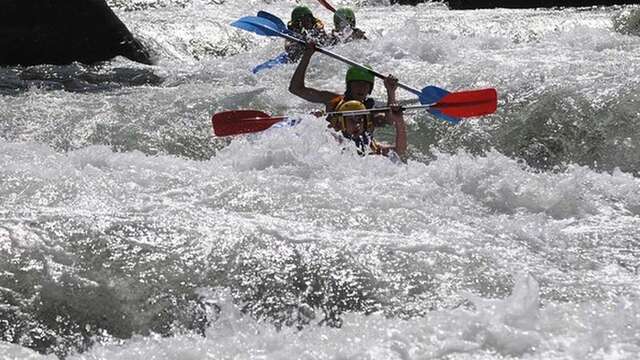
(291, 6, 313, 22)
(346, 65, 374, 88)
(334, 7, 356, 28)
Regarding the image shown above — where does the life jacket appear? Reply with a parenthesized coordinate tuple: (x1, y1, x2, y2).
(327, 95, 381, 155)
(287, 19, 327, 40)
(330, 27, 367, 45)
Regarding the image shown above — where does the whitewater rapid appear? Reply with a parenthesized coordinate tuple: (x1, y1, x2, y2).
(1, 1, 640, 359)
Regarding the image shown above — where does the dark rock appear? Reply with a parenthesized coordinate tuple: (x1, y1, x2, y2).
(0, 0, 153, 66)
(389, 0, 635, 8)
(446, 0, 636, 9)
(0, 65, 163, 95)
(389, 0, 426, 4)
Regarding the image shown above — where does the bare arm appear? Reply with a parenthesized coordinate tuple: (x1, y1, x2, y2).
(288, 44, 339, 106)
(373, 71, 402, 128)
(379, 75, 407, 159)
(387, 110, 407, 158)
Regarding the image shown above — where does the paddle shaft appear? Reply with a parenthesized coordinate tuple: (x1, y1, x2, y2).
(317, 0, 336, 12)
(326, 104, 433, 116)
(276, 30, 423, 96)
(234, 15, 496, 123)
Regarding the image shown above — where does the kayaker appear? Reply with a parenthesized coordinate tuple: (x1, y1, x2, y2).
(330, 7, 367, 44)
(328, 97, 407, 159)
(289, 44, 405, 158)
(285, 6, 330, 62)
(288, 42, 393, 127)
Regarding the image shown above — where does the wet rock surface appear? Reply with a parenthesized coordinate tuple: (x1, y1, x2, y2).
(0, 0, 153, 66)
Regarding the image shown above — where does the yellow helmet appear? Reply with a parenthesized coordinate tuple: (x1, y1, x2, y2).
(337, 100, 366, 112)
(330, 100, 372, 132)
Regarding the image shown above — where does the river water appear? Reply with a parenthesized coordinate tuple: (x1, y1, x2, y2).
(1, 1, 640, 358)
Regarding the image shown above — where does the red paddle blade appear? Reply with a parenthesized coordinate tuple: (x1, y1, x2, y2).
(211, 110, 286, 136)
(430, 88, 497, 118)
(317, 0, 337, 12)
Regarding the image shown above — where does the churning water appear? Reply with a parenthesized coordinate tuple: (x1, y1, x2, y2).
(1, 1, 640, 358)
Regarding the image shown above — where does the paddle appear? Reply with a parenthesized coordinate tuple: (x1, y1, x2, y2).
(212, 88, 497, 136)
(327, 89, 497, 119)
(257, 10, 288, 29)
(231, 14, 454, 106)
(212, 110, 286, 137)
(317, 0, 337, 12)
(252, 52, 290, 74)
(250, 11, 302, 74)
(256, 11, 301, 38)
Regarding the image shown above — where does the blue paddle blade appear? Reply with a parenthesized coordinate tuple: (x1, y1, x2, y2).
(252, 52, 290, 74)
(231, 17, 283, 37)
(231, 19, 268, 36)
(428, 109, 461, 125)
(257, 11, 287, 31)
(257, 11, 300, 37)
(419, 86, 450, 105)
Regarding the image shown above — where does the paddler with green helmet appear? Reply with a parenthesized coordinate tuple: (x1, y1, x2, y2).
(330, 7, 367, 44)
(285, 6, 330, 62)
(289, 42, 407, 159)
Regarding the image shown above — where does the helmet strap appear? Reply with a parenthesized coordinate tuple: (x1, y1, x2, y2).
(345, 82, 373, 96)
(345, 84, 353, 98)
(343, 91, 375, 110)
